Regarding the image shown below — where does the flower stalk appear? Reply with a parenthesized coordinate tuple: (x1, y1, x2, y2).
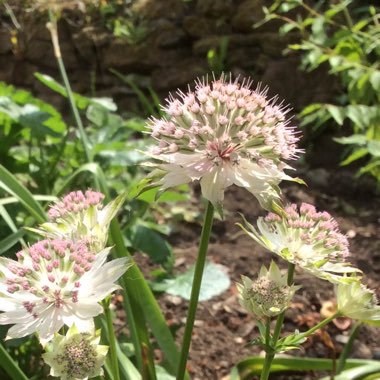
(47, 9, 92, 162)
(336, 322, 361, 374)
(177, 201, 214, 380)
(103, 298, 120, 380)
(260, 263, 295, 380)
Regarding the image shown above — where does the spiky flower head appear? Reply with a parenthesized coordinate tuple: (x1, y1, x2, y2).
(237, 261, 299, 318)
(31, 190, 126, 251)
(43, 324, 108, 380)
(239, 203, 361, 284)
(146, 74, 303, 211)
(336, 281, 380, 322)
(0, 239, 130, 341)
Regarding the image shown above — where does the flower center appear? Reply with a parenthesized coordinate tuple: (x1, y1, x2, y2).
(207, 140, 240, 165)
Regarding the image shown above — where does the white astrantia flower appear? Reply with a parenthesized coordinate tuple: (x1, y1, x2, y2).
(43, 324, 108, 380)
(239, 203, 361, 284)
(336, 281, 380, 322)
(30, 190, 126, 251)
(146, 74, 303, 211)
(0, 239, 130, 341)
(237, 261, 299, 318)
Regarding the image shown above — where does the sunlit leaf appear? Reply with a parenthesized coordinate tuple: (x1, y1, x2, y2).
(154, 262, 231, 301)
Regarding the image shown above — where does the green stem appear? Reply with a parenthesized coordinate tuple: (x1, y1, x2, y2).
(47, 10, 92, 162)
(260, 263, 295, 380)
(265, 317, 271, 348)
(103, 300, 120, 380)
(336, 322, 361, 374)
(176, 201, 215, 380)
(96, 171, 153, 376)
(299, 313, 339, 340)
(260, 318, 273, 380)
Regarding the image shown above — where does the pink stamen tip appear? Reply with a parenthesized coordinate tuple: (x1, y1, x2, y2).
(48, 274, 55, 283)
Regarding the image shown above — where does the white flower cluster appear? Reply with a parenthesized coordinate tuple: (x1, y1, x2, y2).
(0, 190, 130, 379)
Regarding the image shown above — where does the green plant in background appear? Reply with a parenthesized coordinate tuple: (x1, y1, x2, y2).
(96, 0, 151, 44)
(207, 37, 229, 76)
(261, 0, 380, 184)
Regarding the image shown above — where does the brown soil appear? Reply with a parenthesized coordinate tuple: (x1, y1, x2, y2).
(134, 163, 380, 379)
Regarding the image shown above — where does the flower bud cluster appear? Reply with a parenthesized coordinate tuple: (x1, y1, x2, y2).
(240, 203, 361, 284)
(43, 324, 108, 380)
(146, 75, 303, 209)
(148, 75, 300, 166)
(33, 190, 125, 251)
(5, 239, 95, 316)
(264, 203, 350, 262)
(0, 190, 129, 342)
(48, 190, 105, 221)
(237, 261, 299, 318)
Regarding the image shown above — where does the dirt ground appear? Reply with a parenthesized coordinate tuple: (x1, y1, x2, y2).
(133, 161, 380, 379)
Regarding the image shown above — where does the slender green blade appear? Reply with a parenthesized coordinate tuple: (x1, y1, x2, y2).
(0, 164, 46, 223)
(0, 343, 29, 380)
(231, 356, 380, 379)
(0, 230, 25, 255)
(320, 363, 380, 380)
(0, 204, 27, 249)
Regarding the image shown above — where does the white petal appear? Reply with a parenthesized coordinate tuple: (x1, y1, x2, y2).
(200, 166, 234, 205)
(160, 165, 192, 189)
(6, 316, 43, 340)
(80, 258, 128, 296)
(65, 301, 103, 319)
(38, 308, 64, 341)
(62, 313, 95, 333)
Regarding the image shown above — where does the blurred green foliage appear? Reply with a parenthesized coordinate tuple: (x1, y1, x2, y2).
(262, 0, 380, 183)
(0, 74, 185, 273)
(95, 0, 151, 44)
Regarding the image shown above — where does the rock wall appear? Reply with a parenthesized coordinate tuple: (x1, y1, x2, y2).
(0, 0, 336, 114)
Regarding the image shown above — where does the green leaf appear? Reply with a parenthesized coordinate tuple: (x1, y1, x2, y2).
(154, 262, 231, 301)
(340, 148, 369, 166)
(0, 230, 25, 255)
(129, 225, 173, 265)
(367, 140, 380, 157)
(93, 166, 185, 376)
(0, 343, 29, 380)
(319, 363, 380, 380)
(231, 356, 380, 379)
(0, 164, 46, 223)
(334, 134, 367, 145)
(326, 105, 346, 126)
(346, 105, 373, 128)
(370, 71, 380, 92)
(155, 365, 176, 380)
(116, 341, 142, 380)
(90, 97, 118, 112)
(34, 73, 90, 110)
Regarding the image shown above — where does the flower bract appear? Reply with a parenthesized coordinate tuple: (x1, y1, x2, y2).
(237, 261, 299, 318)
(336, 281, 380, 322)
(239, 203, 361, 284)
(42, 324, 108, 380)
(147, 74, 303, 211)
(31, 190, 126, 251)
(0, 239, 130, 341)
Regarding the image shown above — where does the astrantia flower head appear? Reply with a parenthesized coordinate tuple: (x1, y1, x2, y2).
(43, 324, 108, 380)
(32, 190, 126, 251)
(147, 74, 303, 211)
(239, 203, 361, 284)
(237, 261, 299, 318)
(0, 239, 130, 341)
(336, 281, 380, 322)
